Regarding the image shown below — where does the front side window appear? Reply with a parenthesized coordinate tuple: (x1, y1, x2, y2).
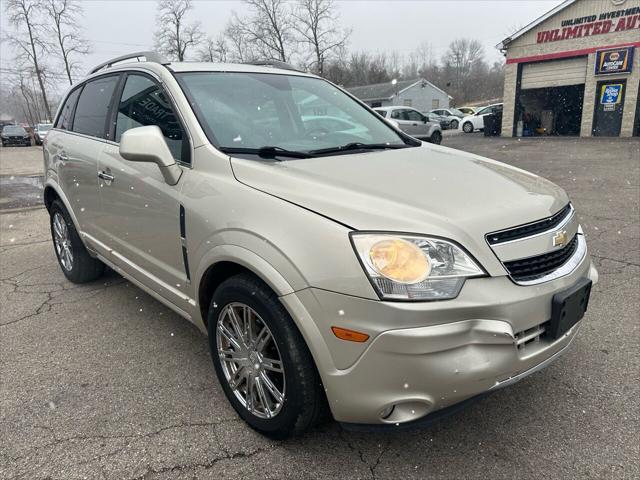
(404, 110, 424, 122)
(177, 72, 408, 155)
(115, 74, 185, 162)
(72, 75, 119, 138)
(55, 88, 81, 131)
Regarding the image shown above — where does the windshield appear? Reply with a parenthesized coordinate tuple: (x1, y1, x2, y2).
(449, 108, 465, 117)
(37, 124, 52, 131)
(2, 126, 26, 135)
(176, 72, 408, 154)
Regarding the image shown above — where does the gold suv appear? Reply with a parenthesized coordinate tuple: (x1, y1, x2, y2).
(43, 52, 598, 438)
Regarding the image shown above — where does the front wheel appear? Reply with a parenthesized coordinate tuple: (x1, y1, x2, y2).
(429, 130, 442, 145)
(50, 200, 105, 283)
(208, 274, 327, 438)
(462, 122, 474, 133)
(450, 119, 459, 130)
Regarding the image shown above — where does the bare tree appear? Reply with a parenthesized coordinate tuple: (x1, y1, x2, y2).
(223, 21, 256, 63)
(45, 0, 89, 85)
(153, 0, 204, 61)
(442, 38, 485, 103)
(197, 34, 229, 63)
(293, 0, 350, 75)
(227, 0, 295, 63)
(4, 0, 52, 120)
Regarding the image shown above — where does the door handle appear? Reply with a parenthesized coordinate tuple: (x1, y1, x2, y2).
(58, 152, 69, 162)
(98, 171, 115, 183)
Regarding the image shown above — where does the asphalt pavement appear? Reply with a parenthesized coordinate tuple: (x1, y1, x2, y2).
(1, 137, 639, 479)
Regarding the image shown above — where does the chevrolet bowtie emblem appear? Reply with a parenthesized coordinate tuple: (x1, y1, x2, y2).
(553, 230, 568, 247)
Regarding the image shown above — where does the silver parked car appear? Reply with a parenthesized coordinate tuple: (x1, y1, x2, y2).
(44, 53, 597, 438)
(34, 123, 53, 145)
(374, 106, 442, 144)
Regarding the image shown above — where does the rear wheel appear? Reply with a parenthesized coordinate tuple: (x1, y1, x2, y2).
(208, 273, 327, 438)
(50, 200, 104, 283)
(450, 119, 459, 130)
(463, 122, 474, 133)
(430, 130, 442, 145)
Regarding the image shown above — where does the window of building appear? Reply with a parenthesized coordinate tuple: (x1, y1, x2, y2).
(432, 99, 440, 109)
(72, 75, 119, 139)
(403, 99, 412, 107)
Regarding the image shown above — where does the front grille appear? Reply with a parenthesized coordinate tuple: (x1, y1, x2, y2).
(504, 234, 578, 282)
(487, 204, 572, 245)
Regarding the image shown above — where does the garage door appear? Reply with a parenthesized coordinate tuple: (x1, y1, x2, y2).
(521, 57, 587, 90)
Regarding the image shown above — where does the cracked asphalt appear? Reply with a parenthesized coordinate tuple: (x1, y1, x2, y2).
(1, 136, 639, 479)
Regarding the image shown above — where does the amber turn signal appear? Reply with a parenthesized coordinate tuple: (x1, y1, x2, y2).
(331, 326, 370, 343)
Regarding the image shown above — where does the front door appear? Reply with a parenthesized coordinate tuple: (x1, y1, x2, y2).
(592, 79, 626, 136)
(96, 72, 190, 304)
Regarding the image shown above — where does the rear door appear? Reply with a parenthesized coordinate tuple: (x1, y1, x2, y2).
(97, 72, 190, 303)
(52, 75, 120, 237)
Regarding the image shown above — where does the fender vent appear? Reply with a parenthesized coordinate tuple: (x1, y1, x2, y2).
(179, 205, 190, 281)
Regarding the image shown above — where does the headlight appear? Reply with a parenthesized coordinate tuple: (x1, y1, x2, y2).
(351, 233, 484, 300)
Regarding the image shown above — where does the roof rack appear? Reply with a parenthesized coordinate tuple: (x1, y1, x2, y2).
(243, 60, 303, 73)
(88, 51, 169, 75)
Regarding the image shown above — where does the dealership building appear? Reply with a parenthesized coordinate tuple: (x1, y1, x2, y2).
(498, 0, 640, 137)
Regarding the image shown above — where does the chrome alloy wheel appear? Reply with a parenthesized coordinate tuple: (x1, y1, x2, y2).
(216, 302, 286, 418)
(52, 212, 73, 271)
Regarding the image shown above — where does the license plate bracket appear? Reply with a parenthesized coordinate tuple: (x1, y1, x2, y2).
(548, 278, 592, 339)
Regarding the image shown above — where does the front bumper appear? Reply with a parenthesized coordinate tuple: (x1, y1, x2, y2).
(281, 255, 598, 425)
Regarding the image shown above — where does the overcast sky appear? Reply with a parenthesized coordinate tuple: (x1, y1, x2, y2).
(0, 0, 563, 92)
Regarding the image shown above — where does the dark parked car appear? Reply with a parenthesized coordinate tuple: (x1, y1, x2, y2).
(427, 112, 452, 130)
(1, 125, 32, 147)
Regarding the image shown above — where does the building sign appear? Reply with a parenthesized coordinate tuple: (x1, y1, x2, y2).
(536, 6, 640, 43)
(595, 47, 634, 74)
(600, 84, 623, 104)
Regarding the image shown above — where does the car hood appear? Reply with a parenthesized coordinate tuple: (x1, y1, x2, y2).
(230, 144, 568, 255)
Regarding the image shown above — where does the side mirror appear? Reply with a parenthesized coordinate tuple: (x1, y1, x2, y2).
(119, 126, 182, 185)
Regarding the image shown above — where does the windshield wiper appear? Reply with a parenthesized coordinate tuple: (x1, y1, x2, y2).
(309, 142, 410, 156)
(220, 146, 314, 159)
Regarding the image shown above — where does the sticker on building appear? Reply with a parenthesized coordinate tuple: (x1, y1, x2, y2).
(595, 47, 634, 75)
(600, 84, 623, 105)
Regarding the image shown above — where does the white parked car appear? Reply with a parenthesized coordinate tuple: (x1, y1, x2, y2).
(430, 108, 465, 130)
(34, 123, 53, 145)
(374, 106, 442, 144)
(459, 103, 503, 133)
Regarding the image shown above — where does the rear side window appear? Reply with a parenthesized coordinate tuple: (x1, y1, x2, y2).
(55, 88, 81, 131)
(72, 75, 119, 138)
(114, 74, 186, 163)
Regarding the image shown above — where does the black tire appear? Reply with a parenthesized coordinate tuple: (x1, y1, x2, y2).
(430, 130, 442, 145)
(50, 200, 105, 283)
(462, 122, 474, 133)
(208, 273, 327, 439)
(450, 119, 459, 130)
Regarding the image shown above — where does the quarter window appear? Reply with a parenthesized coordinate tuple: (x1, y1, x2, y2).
(115, 74, 186, 163)
(55, 88, 81, 131)
(72, 75, 119, 138)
